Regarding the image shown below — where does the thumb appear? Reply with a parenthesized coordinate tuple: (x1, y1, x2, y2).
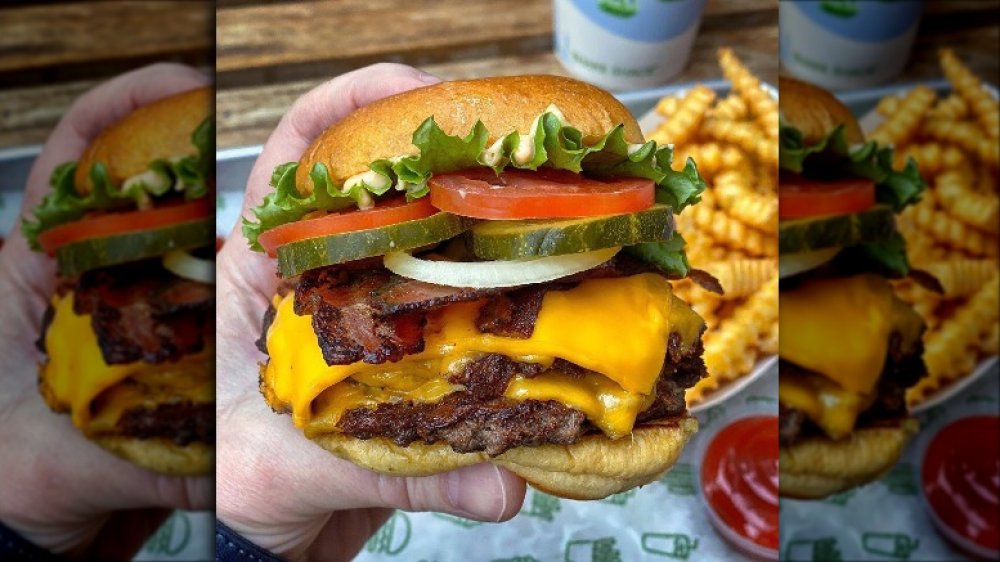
(370, 464, 526, 522)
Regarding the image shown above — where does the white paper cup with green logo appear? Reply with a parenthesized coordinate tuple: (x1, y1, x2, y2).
(780, 1, 924, 90)
(554, 0, 707, 91)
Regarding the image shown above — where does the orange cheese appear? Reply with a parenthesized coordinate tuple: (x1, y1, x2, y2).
(263, 273, 704, 438)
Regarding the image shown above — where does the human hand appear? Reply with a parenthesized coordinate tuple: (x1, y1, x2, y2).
(216, 63, 527, 562)
(0, 63, 213, 560)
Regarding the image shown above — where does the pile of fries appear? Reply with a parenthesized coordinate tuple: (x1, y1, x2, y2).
(651, 49, 779, 405)
(877, 50, 999, 406)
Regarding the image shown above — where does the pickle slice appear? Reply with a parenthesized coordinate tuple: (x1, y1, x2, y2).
(277, 212, 471, 277)
(779, 205, 896, 254)
(466, 204, 675, 260)
(56, 219, 213, 276)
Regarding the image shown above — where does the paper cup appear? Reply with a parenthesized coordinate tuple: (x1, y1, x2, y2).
(553, 0, 707, 91)
(780, 1, 923, 90)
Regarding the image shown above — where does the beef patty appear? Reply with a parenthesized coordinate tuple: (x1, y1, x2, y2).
(117, 402, 215, 446)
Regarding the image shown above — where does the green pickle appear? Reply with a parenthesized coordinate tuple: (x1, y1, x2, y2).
(56, 219, 213, 277)
(277, 212, 471, 277)
(778, 205, 896, 254)
(466, 204, 675, 260)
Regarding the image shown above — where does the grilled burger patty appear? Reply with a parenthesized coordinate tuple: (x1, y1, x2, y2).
(260, 259, 706, 455)
(778, 332, 926, 446)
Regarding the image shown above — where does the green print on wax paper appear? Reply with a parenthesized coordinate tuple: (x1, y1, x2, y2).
(642, 532, 699, 560)
(140, 512, 192, 557)
(660, 462, 695, 496)
(784, 537, 843, 562)
(521, 490, 562, 522)
(882, 463, 918, 496)
(600, 489, 637, 506)
(862, 532, 920, 560)
(365, 512, 412, 556)
(564, 536, 622, 562)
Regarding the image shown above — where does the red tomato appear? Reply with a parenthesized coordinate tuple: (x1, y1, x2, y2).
(428, 168, 654, 219)
(38, 199, 212, 255)
(701, 416, 779, 557)
(923, 416, 999, 559)
(257, 197, 436, 257)
(780, 173, 876, 220)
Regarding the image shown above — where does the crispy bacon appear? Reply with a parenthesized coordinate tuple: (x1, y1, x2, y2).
(370, 276, 499, 316)
(67, 261, 213, 365)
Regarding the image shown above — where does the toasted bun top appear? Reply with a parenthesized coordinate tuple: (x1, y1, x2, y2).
(779, 77, 864, 145)
(295, 75, 644, 195)
(74, 86, 211, 195)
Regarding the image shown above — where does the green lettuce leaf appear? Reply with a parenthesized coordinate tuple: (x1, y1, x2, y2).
(22, 116, 214, 251)
(779, 121, 926, 212)
(243, 111, 706, 251)
(830, 230, 911, 278)
(624, 232, 691, 279)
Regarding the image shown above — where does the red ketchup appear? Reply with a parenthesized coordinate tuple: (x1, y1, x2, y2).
(922, 415, 999, 559)
(701, 415, 779, 559)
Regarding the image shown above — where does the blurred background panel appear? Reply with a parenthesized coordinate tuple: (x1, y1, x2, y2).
(0, 0, 213, 150)
(214, 0, 777, 150)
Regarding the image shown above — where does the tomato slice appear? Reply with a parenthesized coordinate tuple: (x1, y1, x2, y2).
(428, 168, 654, 219)
(257, 197, 437, 257)
(780, 173, 876, 220)
(37, 199, 212, 255)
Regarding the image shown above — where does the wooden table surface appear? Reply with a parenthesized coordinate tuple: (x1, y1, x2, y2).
(1, 0, 997, 151)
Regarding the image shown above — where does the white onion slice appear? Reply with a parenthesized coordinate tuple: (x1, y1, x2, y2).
(779, 247, 841, 279)
(163, 249, 215, 284)
(384, 247, 621, 288)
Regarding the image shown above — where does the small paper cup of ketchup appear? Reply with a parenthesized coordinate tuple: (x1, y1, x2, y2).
(920, 413, 999, 560)
(697, 414, 780, 560)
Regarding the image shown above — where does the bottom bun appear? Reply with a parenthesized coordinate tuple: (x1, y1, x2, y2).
(779, 418, 918, 499)
(95, 436, 214, 476)
(312, 416, 698, 500)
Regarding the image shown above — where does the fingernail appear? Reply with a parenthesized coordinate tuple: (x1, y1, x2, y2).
(416, 71, 442, 85)
(444, 464, 506, 521)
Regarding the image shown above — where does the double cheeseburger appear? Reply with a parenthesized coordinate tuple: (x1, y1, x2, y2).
(778, 78, 930, 499)
(247, 75, 715, 499)
(24, 87, 215, 475)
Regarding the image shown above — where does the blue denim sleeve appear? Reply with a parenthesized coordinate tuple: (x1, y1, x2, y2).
(0, 520, 58, 561)
(216, 520, 284, 562)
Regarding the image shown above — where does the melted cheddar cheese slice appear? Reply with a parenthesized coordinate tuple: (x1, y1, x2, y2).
(263, 273, 704, 438)
(779, 274, 925, 439)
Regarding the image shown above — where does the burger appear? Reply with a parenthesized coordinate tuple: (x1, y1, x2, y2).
(24, 87, 215, 475)
(778, 77, 930, 499)
(246, 75, 715, 499)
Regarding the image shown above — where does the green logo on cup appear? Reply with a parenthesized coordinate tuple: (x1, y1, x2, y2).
(141, 512, 192, 556)
(661, 463, 695, 496)
(598, 0, 638, 18)
(522, 491, 562, 522)
(861, 532, 920, 559)
(784, 537, 842, 561)
(565, 537, 622, 562)
(601, 489, 637, 506)
(746, 395, 777, 405)
(641, 533, 699, 559)
(823, 489, 855, 506)
(365, 512, 411, 555)
(882, 463, 918, 496)
(819, 1, 858, 18)
(432, 513, 482, 528)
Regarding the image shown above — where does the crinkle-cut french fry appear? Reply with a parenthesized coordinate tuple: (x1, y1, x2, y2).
(670, 278, 721, 329)
(711, 94, 748, 121)
(892, 278, 944, 331)
(675, 142, 723, 178)
(897, 216, 948, 264)
(702, 277, 778, 383)
(921, 259, 999, 298)
(649, 85, 716, 147)
(877, 95, 902, 117)
(759, 318, 778, 355)
(941, 49, 1000, 139)
(981, 321, 999, 355)
(977, 165, 997, 193)
(902, 192, 999, 257)
(922, 120, 1000, 167)
(684, 192, 776, 257)
(921, 272, 999, 381)
(896, 143, 969, 176)
(869, 85, 936, 146)
(714, 170, 778, 233)
(703, 259, 777, 299)
(655, 95, 681, 118)
(701, 118, 777, 166)
(928, 94, 969, 121)
(935, 170, 999, 233)
(718, 48, 778, 138)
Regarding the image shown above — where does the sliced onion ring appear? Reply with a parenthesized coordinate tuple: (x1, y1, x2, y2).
(384, 247, 621, 288)
(779, 247, 840, 279)
(163, 249, 215, 284)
